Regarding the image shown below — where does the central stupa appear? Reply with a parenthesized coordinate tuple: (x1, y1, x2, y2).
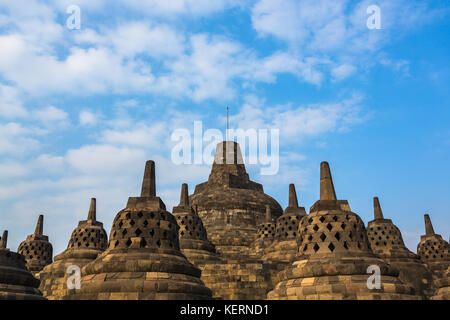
(190, 141, 283, 256)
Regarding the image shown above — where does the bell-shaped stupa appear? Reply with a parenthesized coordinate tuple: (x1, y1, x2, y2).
(367, 197, 434, 297)
(18, 215, 53, 277)
(0, 230, 45, 300)
(417, 214, 450, 279)
(190, 141, 283, 257)
(64, 160, 212, 300)
(38, 198, 108, 299)
(173, 183, 221, 266)
(264, 184, 306, 263)
(268, 162, 420, 300)
(251, 205, 276, 256)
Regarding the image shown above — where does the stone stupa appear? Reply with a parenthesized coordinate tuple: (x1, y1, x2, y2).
(268, 162, 420, 300)
(173, 183, 221, 266)
(17, 215, 53, 277)
(367, 197, 434, 297)
(189, 141, 276, 299)
(0, 230, 45, 300)
(39, 198, 108, 299)
(64, 160, 212, 300)
(264, 184, 306, 264)
(190, 141, 283, 256)
(251, 205, 276, 256)
(417, 214, 450, 279)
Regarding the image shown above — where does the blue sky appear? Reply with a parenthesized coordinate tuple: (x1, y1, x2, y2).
(0, 0, 449, 254)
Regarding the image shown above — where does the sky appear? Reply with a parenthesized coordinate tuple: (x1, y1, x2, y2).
(0, 0, 449, 255)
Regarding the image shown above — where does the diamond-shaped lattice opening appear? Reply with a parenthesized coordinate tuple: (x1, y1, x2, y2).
(348, 231, 353, 239)
(303, 244, 308, 251)
(332, 215, 338, 222)
(125, 212, 131, 219)
(149, 229, 155, 237)
(137, 211, 143, 218)
(150, 212, 155, 219)
(326, 223, 333, 231)
(135, 228, 142, 236)
(320, 233, 327, 242)
(308, 234, 313, 241)
(343, 241, 348, 250)
(313, 243, 320, 252)
(122, 229, 127, 236)
(341, 223, 346, 230)
(156, 240, 161, 247)
(140, 238, 147, 248)
(328, 243, 335, 252)
(335, 232, 341, 241)
(313, 225, 319, 232)
(126, 239, 132, 247)
(319, 216, 325, 223)
(118, 221, 123, 228)
(143, 220, 148, 227)
(130, 220, 135, 226)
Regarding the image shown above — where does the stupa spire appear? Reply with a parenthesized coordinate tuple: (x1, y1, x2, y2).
(373, 197, 384, 220)
(179, 183, 189, 207)
(288, 184, 299, 207)
(424, 214, 435, 236)
(88, 198, 96, 221)
(34, 215, 44, 236)
(141, 160, 156, 197)
(0, 230, 7, 248)
(265, 205, 271, 222)
(320, 162, 337, 201)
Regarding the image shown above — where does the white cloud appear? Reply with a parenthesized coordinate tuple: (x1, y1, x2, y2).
(0, 84, 28, 118)
(331, 63, 357, 81)
(79, 110, 98, 126)
(234, 93, 368, 142)
(0, 122, 40, 155)
(33, 106, 69, 126)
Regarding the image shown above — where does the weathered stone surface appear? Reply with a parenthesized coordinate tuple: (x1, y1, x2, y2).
(367, 197, 435, 297)
(251, 205, 276, 257)
(0, 230, 45, 300)
(264, 184, 307, 264)
(190, 141, 283, 255)
(417, 214, 450, 276)
(39, 198, 108, 299)
(431, 267, 450, 300)
(17, 215, 53, 277)
(268, 162, 421, 300)
(189, 141, 276, 299)
(64, 161, 212, 300)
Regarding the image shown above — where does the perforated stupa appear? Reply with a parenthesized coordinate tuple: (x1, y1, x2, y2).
(268, 162, 421, 300)
(39, 198, 108, 299)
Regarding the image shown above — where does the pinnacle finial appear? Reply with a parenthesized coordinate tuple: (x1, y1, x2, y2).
(179, 183, 189, 207)
(141, 160, 156, 197)
(265, 205, 271, 222)
(288, 184, 299, 208)
(373, 197, 384, 220)
(0, 230, 7, 248)
(34, 215, 44, 236)
(88, 198, 96, 221)
(320, 162, 337, 201)
(424, 214, 435, 236)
